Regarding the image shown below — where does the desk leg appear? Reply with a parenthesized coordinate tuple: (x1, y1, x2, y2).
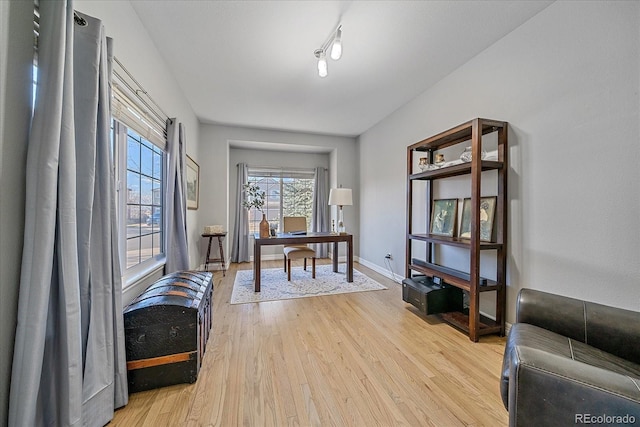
(217, 236, 226, 276)
(254, 240, 261, 292)
(333, 241, 339, 273)
(204, 236, 213, 271)
(347, 237, 353, 283)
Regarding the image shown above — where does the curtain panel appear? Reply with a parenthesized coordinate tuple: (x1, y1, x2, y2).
(311, 167, 329, 257)
(231, 163, 250, 262)
(165, 119, 190, 273)
(9, 3, 127, 425)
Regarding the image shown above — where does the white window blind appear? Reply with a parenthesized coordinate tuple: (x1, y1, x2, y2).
(111, 57, 167, 149)
(249, 167, 315, 180)
(111, 82, 166, 149)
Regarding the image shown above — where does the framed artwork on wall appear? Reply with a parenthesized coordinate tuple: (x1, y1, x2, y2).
(430, 198, 458, 237)
(459, 196, 497, 242)
(186, 155, 199, 210)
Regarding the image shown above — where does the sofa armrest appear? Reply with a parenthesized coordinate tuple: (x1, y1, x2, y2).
(509, 345, 640, 427)
(516, 289, 640, 364)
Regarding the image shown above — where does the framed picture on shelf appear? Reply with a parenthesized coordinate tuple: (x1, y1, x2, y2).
(430, 198, 458, 237)
(186, 155, 199, 210)
(459, 196, 497, 242)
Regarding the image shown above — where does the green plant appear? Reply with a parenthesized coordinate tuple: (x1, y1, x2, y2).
(242, 182, 266, 212)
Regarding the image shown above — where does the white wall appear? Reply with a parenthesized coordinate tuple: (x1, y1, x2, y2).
(76, 0, 202, 275)
(359, 1, 640, 322)
(198, 123, 358, 265)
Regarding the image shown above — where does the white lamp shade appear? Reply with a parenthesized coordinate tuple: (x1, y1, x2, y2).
(328, 188, 352, 206)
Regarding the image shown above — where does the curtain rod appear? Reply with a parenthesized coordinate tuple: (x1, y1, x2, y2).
(113, 56, 169, 126)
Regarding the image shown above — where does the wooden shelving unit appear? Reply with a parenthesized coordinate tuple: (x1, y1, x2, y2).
(405, 118, 508, 342)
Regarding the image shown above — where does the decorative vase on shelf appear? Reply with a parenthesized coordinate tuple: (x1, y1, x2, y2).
(460, 146, 487, 162)
(259, 213, 270, 238)
(418, 157, 429, 171)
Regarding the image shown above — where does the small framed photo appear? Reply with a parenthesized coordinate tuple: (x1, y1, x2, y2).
(459, 196, 497, 242)
(430, 198, 458, 237)
(186, 155, 200, 210)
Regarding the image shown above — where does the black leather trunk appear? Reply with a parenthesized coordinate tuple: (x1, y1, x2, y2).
(124, 271, 213, 393)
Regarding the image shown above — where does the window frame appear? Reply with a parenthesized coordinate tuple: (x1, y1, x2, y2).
(247, 168, 316, 235)
(113, 120, 166, 287)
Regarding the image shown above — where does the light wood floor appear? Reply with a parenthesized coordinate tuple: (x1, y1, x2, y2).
(110, 260, 508, 426)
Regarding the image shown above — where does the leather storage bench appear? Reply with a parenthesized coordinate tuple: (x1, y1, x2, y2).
(124, 271, 213, 393)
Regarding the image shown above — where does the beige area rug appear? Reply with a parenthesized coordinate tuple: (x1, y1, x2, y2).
(231, 264, 387, 304)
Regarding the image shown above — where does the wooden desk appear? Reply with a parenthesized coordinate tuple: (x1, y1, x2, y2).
(253, 232, 353, 292)
(202, 232, 227, 276)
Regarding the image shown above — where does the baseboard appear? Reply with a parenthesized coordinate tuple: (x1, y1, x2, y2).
(474, 311, 512, 337)
(248, 253, 283, 263)
(357, 257, 403, 283)
(198, 258, 231, 272)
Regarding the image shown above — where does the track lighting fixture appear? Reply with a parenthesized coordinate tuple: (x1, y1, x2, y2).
(314, 25, 342, 78)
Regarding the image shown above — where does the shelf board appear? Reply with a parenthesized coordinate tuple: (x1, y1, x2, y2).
(408, 234, 503, 250)
(440, 311, 502, 336)
(408, 263, 501, 292)
(409, 160, 503, 180)
(409, 118, 507, 152)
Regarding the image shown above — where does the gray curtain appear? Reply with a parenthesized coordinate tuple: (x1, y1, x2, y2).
(9, 4, 127, 426)
(165, 119, 189, 273)
(311, 166, 329, 257)
(231, 163, 250, 262)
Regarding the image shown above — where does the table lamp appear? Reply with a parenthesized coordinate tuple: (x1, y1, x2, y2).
(328, 187, 352, 234)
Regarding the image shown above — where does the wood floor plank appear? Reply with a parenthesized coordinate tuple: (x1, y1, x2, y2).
(109, 260, 508, 426)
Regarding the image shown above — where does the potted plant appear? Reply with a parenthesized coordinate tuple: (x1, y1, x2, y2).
(242, 183, 269, 238)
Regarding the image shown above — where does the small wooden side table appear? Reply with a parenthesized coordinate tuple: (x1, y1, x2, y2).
(202, 232, 227, 276)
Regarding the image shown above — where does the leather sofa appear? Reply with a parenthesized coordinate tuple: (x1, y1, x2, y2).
(501, 288, 640, 426)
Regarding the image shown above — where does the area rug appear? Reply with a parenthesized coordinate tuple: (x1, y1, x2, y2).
(231, 264, 387, 304)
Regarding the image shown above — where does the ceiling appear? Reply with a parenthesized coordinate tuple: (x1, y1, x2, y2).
(130, 1, 552, 137)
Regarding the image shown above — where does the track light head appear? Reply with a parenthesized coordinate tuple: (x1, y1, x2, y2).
(314, 49, 328, 78)
(330, 26, 342, 60)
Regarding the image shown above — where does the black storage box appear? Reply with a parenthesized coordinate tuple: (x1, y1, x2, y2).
(402, 275, 463, 315)
(124, 271, 213, 393)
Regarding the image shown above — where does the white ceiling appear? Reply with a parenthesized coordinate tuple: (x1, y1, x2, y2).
(130, 1, 552, 137)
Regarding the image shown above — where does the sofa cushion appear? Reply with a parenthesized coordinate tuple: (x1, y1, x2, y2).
(501, 323, 640, 409)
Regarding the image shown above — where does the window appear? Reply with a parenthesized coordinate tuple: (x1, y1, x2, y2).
(247, 168, 315, 234)
(113, 121, 165, 272)
(111, 58, 168, 282)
